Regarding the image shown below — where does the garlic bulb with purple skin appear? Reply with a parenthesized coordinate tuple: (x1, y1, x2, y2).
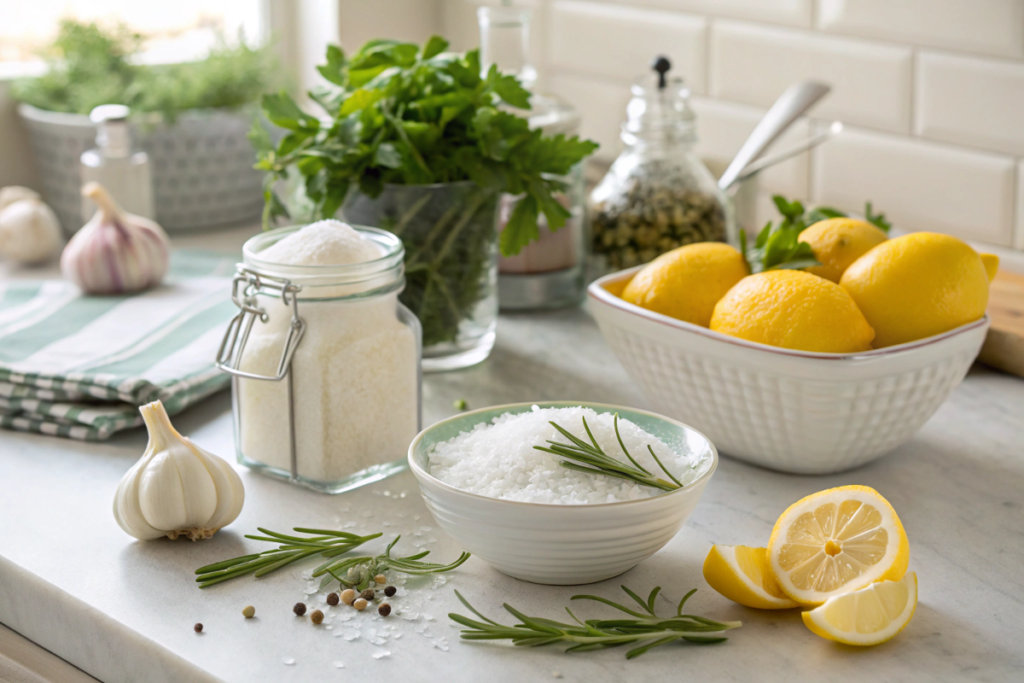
(61, 182, 170, 294)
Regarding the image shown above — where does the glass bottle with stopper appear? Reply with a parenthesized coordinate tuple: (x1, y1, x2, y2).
(479, 5, 589, 311)
(80, 104, 155, 224)
(589, 56, 732, 272)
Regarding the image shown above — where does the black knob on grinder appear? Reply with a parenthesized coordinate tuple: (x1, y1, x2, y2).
(651, 55, 671, 89)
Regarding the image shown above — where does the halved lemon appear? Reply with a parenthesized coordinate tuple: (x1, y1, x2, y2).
(802, 572, 918, 646)
(703, 545, 799, 609)
(767, 486, 909, 606)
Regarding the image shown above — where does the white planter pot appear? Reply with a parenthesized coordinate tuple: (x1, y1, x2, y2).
(18, 104, 265, 234)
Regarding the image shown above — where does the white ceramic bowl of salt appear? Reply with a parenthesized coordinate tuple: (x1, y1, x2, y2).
(408, 402, 717, 585)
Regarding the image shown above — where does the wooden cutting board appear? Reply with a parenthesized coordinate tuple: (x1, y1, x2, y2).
(979, 270, 1024, 378)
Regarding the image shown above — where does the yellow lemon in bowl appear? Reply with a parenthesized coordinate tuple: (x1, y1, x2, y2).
(799, 218, 889, 283)
(621, 242, 749, 327)
(840, 232, 996, 348)
(709, 270, 875, 353)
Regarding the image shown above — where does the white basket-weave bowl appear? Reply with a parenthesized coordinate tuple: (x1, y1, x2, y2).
(588, 267, 989, 475)
(408, 401, 717, 585)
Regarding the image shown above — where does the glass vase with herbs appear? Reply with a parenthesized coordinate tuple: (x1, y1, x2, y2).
(253, 37, 598, 371)
(589, 57, 732, 273)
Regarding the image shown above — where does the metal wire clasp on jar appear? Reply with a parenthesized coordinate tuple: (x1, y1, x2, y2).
(215, 226, 422, 494)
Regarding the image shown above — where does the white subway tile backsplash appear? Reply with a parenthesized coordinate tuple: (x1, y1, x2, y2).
(549, 1, 707, 91)
(613, 0, 812, 27)
(550, 73, 631, 160)
(817, 0, 1024, 59)
(690, 97, 810, 198)
(812, 126, 1016, 247)
(916, 51, 1024, 157)
(710, 21, 913, 134)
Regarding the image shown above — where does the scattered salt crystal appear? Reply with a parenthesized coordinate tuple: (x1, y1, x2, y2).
(344, 521, 357, 529)
(342, 630, 360, 641)
(400, 492, 407, 498)
(283, 657, 296, 666)
(434, 637, 450, 651)
(414, 515, 421, 521)
(334, 661, 345, 669)
(420, 526, 432, 532)
(370, 637, 387, 645)
(383, 521, 392, 527)
(373, 651, 391, 660)
(426, 407, 703, 504)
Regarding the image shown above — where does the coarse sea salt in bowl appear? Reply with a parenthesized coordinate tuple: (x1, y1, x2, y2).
(408, 402, 717, 585)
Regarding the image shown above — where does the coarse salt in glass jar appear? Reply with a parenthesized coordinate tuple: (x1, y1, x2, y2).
(216, 221, 421, 494)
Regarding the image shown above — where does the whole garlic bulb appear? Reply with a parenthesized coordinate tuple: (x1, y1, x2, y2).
(0, 185, 40, 212)
(62, 182, 170, 294)
(113, 400, 244, 541)
(0, 197, 63, 264)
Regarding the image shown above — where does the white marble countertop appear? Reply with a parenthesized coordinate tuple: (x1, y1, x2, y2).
(2, 230, 1024, 682)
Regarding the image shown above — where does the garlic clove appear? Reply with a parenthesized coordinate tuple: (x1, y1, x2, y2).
(114, 400, 244, 541)
(62, 182, 170, 294)
(0, 197, 63, 265)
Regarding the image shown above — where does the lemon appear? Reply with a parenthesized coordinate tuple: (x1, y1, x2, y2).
(709, 270, 875, 353)
(799, 218, 888, 283)
(621, 242, 748, 327)
(802, 572, 918, 646)
(767, 485, 909, 606)
(703, 545, 799, 610)
(840, 232, 991, 348)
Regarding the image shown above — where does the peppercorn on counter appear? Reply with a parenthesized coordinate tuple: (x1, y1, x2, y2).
(1, 234, 1023, 682)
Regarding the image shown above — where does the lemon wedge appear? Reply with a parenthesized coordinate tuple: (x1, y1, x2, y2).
(703, 545, 799, 609)
(767, 486, 909, 606)
(802, 572, 918, 646)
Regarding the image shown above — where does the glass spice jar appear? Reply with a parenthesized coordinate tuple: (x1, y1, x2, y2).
(216, 226, 421, 494)
(589, 57, 733, 272)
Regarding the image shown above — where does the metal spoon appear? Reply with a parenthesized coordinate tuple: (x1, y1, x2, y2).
(729, 121, 844, 188)
(717, 81, 831, 192)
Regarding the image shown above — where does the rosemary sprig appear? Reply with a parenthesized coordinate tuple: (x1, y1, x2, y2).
(194, 528, 382, 588)
(194, 527, 469, 590)
(450, 585, 741, 659)
(533, 414, 683, 492)
(311, 535, 471, 592)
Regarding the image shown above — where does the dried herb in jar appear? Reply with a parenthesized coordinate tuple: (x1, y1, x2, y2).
(591, 164, 726, 271)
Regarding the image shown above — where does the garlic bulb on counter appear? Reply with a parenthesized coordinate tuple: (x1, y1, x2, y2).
(62, 182, 170, 294)
(0, 185, 40, 212)
(113, 400, 244, 541)
(0, 195, 63, 264)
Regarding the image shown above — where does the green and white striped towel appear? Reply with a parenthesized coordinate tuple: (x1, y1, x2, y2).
(0, 250, 238, 440)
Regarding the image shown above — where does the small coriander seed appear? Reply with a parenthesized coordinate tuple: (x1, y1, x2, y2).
(193, 623, 203, 633)
(384, 585, 397, 597)
(242, 605, 255, 618)
(326, 592, 340, 606)
(359, 588, 375, 601)
(374, 574, 387, 585)
(340, 589, 356, 605)
(311, 609, 324, 625)
(353, 598, 368, 611)
(378, 603, 391, 617)
(293, 602, 307, 616)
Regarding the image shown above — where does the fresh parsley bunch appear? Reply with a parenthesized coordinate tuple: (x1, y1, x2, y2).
(254, 36, 598, 256)
(741, 194, 891, 273)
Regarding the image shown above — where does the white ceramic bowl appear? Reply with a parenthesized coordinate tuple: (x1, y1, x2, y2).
(588, 267, 989, 475)
(408, 401, 717, 585)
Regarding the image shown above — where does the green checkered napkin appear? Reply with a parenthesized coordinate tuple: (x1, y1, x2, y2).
(0, 250, 238, 440)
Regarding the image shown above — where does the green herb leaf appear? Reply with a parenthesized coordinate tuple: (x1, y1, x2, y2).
(864, 201, 892, 233)
(262, 91, 319, 131)
(317, 44, 347, 86)
(421, 35, 449, 60)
